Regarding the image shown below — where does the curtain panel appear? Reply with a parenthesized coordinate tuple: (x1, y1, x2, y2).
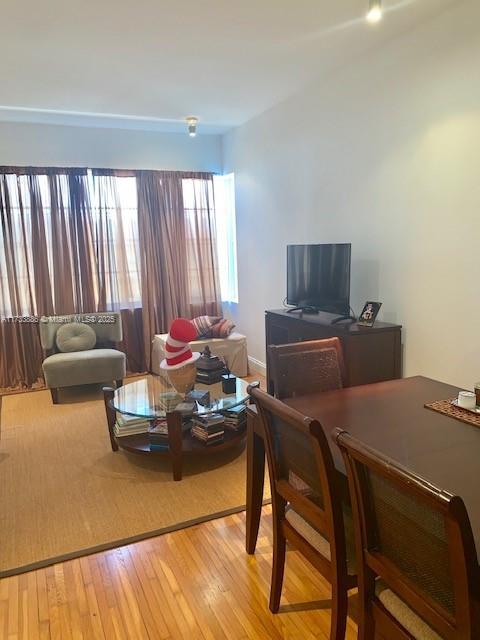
(0, 167, 222, 388)
(0, 170, 97, 388)
(0, 169, 145, 388)
(0, 174, 44, 386)
(137, 171, 222, 370)
(137, 171, 189, 371)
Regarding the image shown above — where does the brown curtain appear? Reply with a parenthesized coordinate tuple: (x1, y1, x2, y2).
(137, 171, 189, 370)
(0, 173, 45, 387)
(49, 171, 98, 313)
(0, 169, 97, 388)
(0, 168, 145, 389)
(137, 171, 222, 370)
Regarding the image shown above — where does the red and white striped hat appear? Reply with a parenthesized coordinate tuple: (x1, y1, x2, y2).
(160, 318, 200, 370)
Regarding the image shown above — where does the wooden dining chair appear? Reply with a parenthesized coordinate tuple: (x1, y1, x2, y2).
(334, 428, 480, 640)
(249, 384, 356, 640)
(268, 337, 346, 399)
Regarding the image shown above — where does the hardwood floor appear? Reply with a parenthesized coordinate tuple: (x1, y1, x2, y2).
(0, 506, 358, 639)
(0, 372, 358, 638)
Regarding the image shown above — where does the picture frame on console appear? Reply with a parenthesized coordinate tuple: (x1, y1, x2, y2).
(357, 301, 382, 327)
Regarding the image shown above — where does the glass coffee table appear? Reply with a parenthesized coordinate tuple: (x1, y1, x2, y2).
(103, 375, 250, 481)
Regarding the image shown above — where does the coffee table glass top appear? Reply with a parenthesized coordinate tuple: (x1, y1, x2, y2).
(112, 375, 250, 419)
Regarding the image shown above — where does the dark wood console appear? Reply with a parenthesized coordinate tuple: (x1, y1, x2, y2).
(265, 309, 402, 393)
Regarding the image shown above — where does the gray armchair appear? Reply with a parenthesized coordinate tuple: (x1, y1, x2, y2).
(40, 312, 126, 404)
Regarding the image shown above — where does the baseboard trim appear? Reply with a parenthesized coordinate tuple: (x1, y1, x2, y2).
(248, 356, 266, 377)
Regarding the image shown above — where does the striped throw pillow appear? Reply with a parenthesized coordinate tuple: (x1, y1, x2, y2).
(191, 315, 222, 338)
(210, 319, 235, 338)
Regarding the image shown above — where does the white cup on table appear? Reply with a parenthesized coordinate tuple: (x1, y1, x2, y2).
(458, 391, 476, 410)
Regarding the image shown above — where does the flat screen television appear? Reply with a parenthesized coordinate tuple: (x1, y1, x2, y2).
(287, 243, 351, 315)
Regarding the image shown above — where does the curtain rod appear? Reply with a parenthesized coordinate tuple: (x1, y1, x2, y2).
(0, 166, 88, 176)
(0, 166, 217, 178)
(91, 169, 216, 178)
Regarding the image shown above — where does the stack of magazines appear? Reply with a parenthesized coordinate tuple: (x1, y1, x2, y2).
(114, 413, 150, 437)
(148, 418, 169, 451)
(148, 417, 193, 451)
(223, 404, 247, 431)
(191, 413, 225, 446)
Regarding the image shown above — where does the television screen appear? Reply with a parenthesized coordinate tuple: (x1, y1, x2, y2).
(287, 243, 351, 315)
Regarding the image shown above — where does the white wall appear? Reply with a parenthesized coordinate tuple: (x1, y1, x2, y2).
(224, 0, 480, 389)
(0, 121, 222, 173)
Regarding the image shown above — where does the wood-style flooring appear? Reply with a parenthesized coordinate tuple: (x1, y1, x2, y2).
(0, 506, 358, 639)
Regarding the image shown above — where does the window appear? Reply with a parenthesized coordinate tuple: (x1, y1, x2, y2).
(182, 177, 218, 307)
(0, 173, 72, 317)
(0, 169, 231, 317)
(90, 174, 141, 309)
(213, 173, 238, 303)
(0, 174, 35, 317)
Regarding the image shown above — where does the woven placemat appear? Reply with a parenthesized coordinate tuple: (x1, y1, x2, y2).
(424, 399, 480, 428)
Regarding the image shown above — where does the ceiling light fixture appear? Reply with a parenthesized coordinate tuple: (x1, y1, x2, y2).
(186, 116, 198, 137)
(366, 0, 382, 23)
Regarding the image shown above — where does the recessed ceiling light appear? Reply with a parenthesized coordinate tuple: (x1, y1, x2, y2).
(186, 116, 198, 137)
(367, 0, 382, 23)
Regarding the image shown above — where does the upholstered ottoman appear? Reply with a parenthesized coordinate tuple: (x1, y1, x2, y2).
(152, 332, 248, 378)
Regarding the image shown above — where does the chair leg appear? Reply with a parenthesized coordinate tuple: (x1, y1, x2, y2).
(115, 379, 123, 389)
(330, 582, 348, 640)
(50, 388, 59, 404)
(357, 596, 376, 640)
(269, 532, 286, 613)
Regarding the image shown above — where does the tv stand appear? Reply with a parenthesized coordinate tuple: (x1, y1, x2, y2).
(286, 306, 319, 315)
(265, 309, 402, 392)
(331, 314, 357, 325)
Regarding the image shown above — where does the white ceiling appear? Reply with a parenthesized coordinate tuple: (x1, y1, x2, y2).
(0, 0, 456, 133)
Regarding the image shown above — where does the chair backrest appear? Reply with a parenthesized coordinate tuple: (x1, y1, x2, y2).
(268, 337, 346, 399)
(334, 428, 480, 639)
(249, 384, 348, 576)
(39, 312, 123, 352)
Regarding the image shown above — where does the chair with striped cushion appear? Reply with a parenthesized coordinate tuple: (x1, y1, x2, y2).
(249, 384, 356, 640)
(334, 429, 480, 640)
(268, 337, 346, 400)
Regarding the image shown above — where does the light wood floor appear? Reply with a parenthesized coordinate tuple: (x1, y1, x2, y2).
(0, 505, 358, 639)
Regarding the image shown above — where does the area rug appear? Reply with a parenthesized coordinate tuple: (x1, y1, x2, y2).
(0, 380, 267, 577)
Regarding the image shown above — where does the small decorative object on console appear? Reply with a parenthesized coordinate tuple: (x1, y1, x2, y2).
(357, 301, 382, 327)
(195, 345, 226, 384)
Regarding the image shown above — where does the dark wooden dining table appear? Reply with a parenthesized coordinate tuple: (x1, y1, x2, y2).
(246, 375, 480, 556)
